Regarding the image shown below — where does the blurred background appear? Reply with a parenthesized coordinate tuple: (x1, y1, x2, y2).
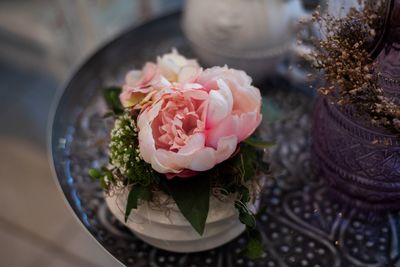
(0, 0, 321, 266)
(0, 1, 182, 266)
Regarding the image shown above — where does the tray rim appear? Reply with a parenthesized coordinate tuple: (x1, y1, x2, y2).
(47, 11, 180, 266)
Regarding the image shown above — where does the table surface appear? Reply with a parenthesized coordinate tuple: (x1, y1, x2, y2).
(50, 13, 400, 267)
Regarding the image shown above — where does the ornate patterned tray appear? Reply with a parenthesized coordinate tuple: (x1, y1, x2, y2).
(50, 13, 400, 267)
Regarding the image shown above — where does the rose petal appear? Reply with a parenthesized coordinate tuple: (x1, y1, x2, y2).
(206, 115, 239, 148)
(178, 65, 201, 83)
(119, 90, 146, 108)
(187, 147, 216, 171)
(214, 135, 238, 163)
(206, 79, 233, 127)
(157, 49, 200, 82)
(152, 150, 181, 173)
(140, 63, 158, 84)
(236, 112, 262, 141)
(138, 99, 164, 129)
(230, 84, 261, 114)
(125, 70, 142, 86)
(166, 169, 199, 179)
(183, 83, 204, 90)
(153, 149, 189, 173)
(178, 133, 205, 155)
(138, 122, 156, 164)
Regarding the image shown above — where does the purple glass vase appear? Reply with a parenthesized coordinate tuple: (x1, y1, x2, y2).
(312, 0, 400, 209)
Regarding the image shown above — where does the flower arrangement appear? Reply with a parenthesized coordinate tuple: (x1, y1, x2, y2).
(90, 50, 270, 257)
(310, 0, 400, 132)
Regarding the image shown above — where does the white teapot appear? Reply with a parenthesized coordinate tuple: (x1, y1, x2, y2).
(183, 0, 313, 82)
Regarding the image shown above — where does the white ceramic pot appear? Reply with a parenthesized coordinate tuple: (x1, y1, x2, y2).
(183, 0, 313, 81)
(106, 189, 260, 253)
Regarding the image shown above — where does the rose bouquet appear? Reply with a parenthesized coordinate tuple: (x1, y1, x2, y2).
(90, 50, 270, 255)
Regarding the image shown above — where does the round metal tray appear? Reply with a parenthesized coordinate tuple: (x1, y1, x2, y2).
(50, 12, 400, 267)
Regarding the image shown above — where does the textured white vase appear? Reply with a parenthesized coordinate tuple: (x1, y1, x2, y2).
(106, 189, 260, 253)
(183, 0, 313, 81)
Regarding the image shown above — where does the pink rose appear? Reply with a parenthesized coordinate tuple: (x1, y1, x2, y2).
(197, 66, 262, 148)
(119, 62, 159, 108)
(157, 49, 200, 83)
(137, 66, 262, 177)
(120, 50, 201, 109)
(138, 88, 237, 176)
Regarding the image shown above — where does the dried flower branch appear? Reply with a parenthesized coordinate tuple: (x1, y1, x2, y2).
(311, 0, 400, 132)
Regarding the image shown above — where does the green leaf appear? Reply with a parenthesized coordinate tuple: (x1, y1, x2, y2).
(102, 168, 115, 183)
(100, 179, 108, 190)
(235, 200, 256, 229)
(240, 146, 257, 182)
(124, 185, 152, 222)
(244, 138, 274, 149)
(88, 169, 101, 179)
(104, 87, 123, 115)
(238, 185, 250, 203)
(239, 212, 256, 229)
(164, 176, 210, 235)
(243, 234, 265, 260)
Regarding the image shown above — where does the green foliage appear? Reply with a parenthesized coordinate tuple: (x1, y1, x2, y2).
(88, 169, 102, 179)
(162, 175, 210, 235)
(88, 167, 115, 191)
(243, 229, 265, 260)
(109, 113, 157, 186)
(125, 185, 152, 222)
(244, 138, 274, 149)
(104, 87, 124, 115)
(240, 145, 257, 182)
(236, 201, 256, 229)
